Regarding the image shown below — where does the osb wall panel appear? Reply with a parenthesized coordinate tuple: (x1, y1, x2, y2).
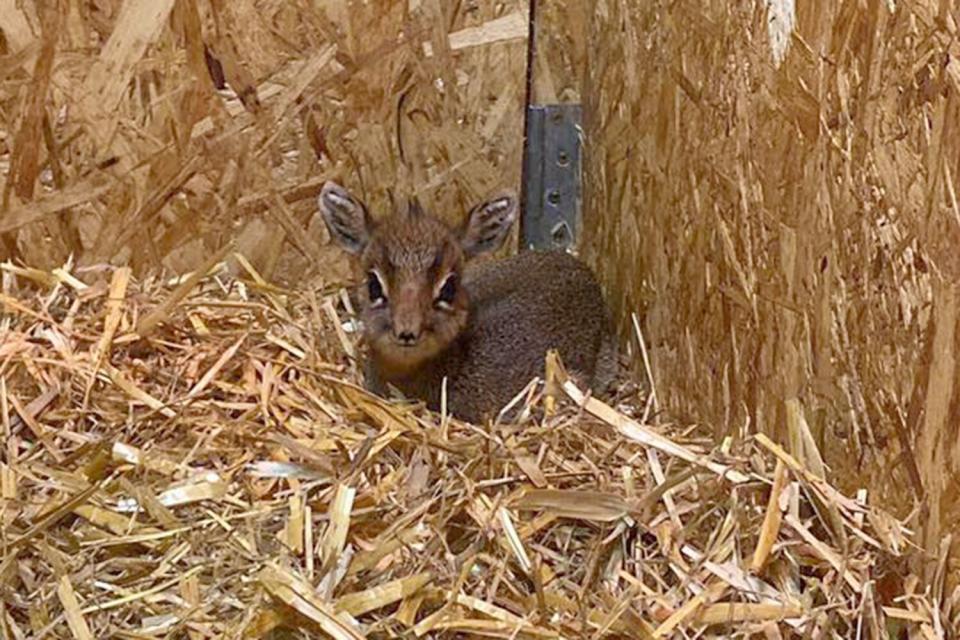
(583, 0, 960, 549)
(0, 0, 528, 284)
(529, 0, 587, 103)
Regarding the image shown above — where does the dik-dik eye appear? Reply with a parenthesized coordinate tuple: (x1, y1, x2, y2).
(367, 271, 387, 307)
(434, 273, 458, 310)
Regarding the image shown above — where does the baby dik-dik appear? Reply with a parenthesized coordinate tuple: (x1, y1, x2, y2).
(318, 181, 616, 423)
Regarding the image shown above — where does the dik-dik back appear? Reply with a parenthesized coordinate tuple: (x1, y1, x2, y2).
(318, 181, 616, 423)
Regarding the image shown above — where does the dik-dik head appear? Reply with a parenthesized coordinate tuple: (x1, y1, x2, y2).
(318, 181, 518, 374)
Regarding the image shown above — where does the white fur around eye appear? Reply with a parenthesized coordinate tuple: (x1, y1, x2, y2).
(433, 273, 457, 310)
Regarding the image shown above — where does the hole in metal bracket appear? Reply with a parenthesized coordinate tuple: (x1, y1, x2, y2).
(551, 221, 571, 246)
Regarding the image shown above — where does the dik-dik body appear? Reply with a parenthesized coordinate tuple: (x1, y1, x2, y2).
(319, 181, 616, 422)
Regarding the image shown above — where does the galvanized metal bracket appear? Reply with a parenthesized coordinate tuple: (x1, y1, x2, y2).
(521, 103, 583, 251)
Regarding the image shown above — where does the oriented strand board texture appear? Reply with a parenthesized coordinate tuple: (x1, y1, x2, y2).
(529, 0, 587, 103)
(583, 0, 960, 550)
(0, 0, 528, 284)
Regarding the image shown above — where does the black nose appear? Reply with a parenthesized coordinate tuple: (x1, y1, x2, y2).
(396, 331, 418, 345)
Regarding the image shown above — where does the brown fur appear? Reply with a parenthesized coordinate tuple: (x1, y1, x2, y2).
(318, 181, 617, 423)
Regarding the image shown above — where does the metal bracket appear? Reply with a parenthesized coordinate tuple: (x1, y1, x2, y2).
(521, 103, 582, 251)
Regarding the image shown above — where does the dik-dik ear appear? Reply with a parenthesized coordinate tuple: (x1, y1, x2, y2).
(318, 181, 372, 254)
(459, 192, 518, 258)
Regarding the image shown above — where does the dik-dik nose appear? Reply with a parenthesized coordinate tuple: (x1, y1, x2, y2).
(392, 316, 422, 345)
(394, 329, 419, 345)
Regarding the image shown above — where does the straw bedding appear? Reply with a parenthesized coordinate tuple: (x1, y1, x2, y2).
(0, 259, 941, 638)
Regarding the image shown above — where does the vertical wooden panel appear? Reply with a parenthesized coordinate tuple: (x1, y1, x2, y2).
(0, 1, 530, 283)
(582, 0, 960, 559)
(529, 0, 586, 104)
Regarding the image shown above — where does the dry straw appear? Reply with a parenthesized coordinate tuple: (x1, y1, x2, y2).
(0, 254, 940, 637)
(0, 0, 954, 636)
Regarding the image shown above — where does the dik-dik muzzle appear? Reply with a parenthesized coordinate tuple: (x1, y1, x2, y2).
(390, 278, 427, 346)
